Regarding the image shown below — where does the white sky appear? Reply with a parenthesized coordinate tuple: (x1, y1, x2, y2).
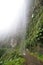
(0, 0, 33, 37)
(0, 0, 25, 34)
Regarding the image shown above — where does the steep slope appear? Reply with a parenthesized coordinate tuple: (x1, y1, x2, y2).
(26, 2, 43, 49)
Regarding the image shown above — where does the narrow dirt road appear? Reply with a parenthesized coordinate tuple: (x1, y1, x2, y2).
(23, 51, 43, 65)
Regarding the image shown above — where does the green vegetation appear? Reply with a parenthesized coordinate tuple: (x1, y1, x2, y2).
(0, 49, 25, 65)
(3, 57, 25, 65)
(26, 2, 43, 62)
(0, 48, 7, 58)
(0, 0, 43, 65)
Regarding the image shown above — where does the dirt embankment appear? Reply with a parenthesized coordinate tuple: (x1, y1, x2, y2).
(23, 51, 43, 65)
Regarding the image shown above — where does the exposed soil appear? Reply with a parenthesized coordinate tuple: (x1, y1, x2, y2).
(23, 51, 43, 65)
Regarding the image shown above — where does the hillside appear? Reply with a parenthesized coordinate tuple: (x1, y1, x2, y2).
(0, 0, 43, 65)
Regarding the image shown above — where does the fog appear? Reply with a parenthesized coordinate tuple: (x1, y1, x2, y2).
(0, 0, 34, 45)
